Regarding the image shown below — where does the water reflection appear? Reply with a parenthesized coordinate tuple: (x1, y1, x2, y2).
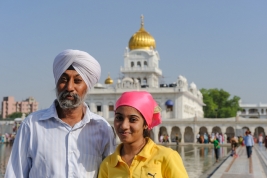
(169, 145, 231, 178)
(0, 144, 230, 178)
(0, 144, 12, 177)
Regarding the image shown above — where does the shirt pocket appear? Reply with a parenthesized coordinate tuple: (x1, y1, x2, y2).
(141, 165, 163, 178)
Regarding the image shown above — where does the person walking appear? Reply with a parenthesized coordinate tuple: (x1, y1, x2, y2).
(98, 91, 189, 178)
(5, 49, 116, 178)
(243, 131, 254, 158)
(211, 138, 220, 162)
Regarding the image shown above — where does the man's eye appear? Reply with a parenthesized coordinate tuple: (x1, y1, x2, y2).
(60, 77, 67, 82)
(74, 79, 82, 83)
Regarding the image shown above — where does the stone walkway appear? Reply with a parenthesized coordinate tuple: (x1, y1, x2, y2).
(210, 144, 267, 178)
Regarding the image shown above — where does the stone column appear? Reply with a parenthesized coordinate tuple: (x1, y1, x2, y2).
(103, 104, 108, 119)
(194, 126, 199, 143)
(250, 127, 256, 137)
(180, 126, 185, 143)
(153, 126, 159, 143)
(166, 126, 172, 142)
(207, 126, 213, 135)
(89, 103, 96, 113)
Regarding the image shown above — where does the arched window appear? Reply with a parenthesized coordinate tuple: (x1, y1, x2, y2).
(144, 61, 148, 67)
(143, 78, 147, 84)
(96, 103, 102, 112)
(137, 78, 141, 83)
(108, 103, 114, 111)
(137, 61, 141, 67)
(131, 61, 134, 67)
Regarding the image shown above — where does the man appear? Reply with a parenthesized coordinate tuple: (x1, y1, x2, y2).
(5, 49, 116, 178)
(243, 130, 254, 158)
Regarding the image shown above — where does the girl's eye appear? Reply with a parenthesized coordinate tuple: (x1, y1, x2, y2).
(115, 116, 123, 121)
(130, 117, 137, 122)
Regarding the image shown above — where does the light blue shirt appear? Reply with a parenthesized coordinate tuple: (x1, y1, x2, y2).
(243, 134, 254, 147)
(5, 101, 116, 178)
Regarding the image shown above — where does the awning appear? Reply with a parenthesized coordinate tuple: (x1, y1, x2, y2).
(165, 100, 174, 106)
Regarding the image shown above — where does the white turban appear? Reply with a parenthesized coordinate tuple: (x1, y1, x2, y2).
(53, 49, 101, 90)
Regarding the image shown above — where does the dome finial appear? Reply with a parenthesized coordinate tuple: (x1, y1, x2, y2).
(128, 15, 156, 50)
(140, 14, 144, 28)
(105, 73, 113, 84)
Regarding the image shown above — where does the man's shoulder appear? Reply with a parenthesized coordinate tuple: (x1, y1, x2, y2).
(89, 112, 111, 125)
(23, 108, 51, 124)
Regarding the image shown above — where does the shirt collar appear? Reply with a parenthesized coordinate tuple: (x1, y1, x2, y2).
(110, 137, 155, 167)
(39, 100, 91, 124)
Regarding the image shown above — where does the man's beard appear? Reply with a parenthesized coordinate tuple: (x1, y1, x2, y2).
(56, 90, 85, 109)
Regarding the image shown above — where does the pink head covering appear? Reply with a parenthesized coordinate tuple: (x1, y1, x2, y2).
(115, 91, 162, 129)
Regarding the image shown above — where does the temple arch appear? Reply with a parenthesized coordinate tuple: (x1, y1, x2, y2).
(184, 126, 194, 143)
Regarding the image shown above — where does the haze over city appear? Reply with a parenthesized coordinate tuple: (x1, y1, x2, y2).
(1, 1, 267, 109)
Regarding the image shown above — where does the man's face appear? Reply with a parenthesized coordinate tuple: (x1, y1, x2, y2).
(56, 70, 87, 109)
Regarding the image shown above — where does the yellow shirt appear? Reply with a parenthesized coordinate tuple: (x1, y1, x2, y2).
(98, 138, 189, 178)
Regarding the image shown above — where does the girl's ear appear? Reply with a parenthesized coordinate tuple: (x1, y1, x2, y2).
(144, 125, 148, 129)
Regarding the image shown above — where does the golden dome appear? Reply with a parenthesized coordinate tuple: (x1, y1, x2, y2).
(104, 74, 113, 84)
(129, 15, 156, 50)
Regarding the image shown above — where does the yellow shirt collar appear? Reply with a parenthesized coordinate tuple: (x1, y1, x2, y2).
(110, 137, 155, 167)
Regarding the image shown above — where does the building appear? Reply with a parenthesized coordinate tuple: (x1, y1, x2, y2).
(85, 16, 267, 144)
(238, 100, 267, 119)
(1, 96, 38, 119)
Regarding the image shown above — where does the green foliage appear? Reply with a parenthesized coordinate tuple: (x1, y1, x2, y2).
(7, 112, 28, 119)
(200, 88, 242, 118)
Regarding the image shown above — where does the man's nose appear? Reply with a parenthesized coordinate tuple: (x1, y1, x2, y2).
(66, 80, 74, 91)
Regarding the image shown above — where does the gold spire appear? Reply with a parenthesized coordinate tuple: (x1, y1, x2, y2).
(128, 15, 156, 50)
(104, 74, 113, 84)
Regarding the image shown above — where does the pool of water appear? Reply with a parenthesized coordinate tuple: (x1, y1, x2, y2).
(170, 144, 231, 178)
(0, 143, 230, 178)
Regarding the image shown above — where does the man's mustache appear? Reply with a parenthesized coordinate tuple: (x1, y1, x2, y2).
(59, 91, 78, 100)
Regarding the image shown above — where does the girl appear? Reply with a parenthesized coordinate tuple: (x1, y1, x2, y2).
(98, 91, 188, 178)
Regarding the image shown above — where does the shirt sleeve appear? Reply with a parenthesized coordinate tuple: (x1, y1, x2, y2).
(163, 150, 189, 178)
(102, 125, 116, 160)
(5, 122, 31, 178)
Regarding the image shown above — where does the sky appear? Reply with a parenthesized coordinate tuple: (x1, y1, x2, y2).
(1, 1, 267, 109)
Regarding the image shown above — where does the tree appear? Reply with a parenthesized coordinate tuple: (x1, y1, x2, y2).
(7, 112, 24, 119)
(200, 88, 242, 118)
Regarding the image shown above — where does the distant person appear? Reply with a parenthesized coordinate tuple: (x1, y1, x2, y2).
(219, 133, 223, 144)
(160, 134, 164, 143)
(210, 138, 220, 162)
(230, 136, 238, 157)
(258, 133, 263, 147)
(175, 133, 179, 145)
(98, 91, 189, 178)
(204, 133, 208, 144)
(243, 130, 254, 158)
(5, 49, 116, 178)
(196, 133, 200, 143)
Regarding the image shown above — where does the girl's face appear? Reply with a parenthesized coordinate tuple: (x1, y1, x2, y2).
(114, 106, 147, 144)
